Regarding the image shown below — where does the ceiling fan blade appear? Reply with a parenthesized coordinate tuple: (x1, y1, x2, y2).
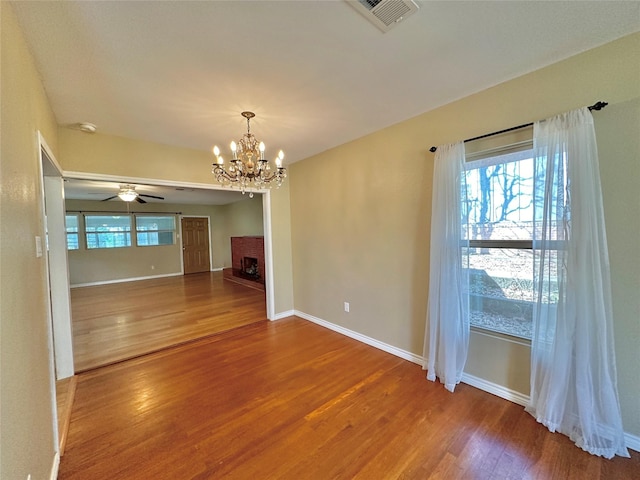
(135, 196, 147, 204)
(101, 195, 118, 201)
(139, 194, 165, 200)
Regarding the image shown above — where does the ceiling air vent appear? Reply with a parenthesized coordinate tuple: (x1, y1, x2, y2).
(347, 0, 420, 33)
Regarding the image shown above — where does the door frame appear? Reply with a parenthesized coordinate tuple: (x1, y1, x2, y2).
(180, 215, 213, 273)
(62, 171, 277, 319)
(37, 131, 71, 466)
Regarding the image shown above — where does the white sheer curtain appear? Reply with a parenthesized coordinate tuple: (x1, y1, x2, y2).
(423, 142, 469, 393)
(527, 107, 629, 458)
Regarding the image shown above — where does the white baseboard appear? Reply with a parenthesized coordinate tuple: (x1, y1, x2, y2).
(293, 310, 424, 365)
(292, 310, 639, 453)
(271, 309, 295, 321)
(625, 432, 640, 453)
(211, 267, 224, 272)
(50, 451, 60, 480)
(461, 372, 530, 407)
(70, 272, 183, 288)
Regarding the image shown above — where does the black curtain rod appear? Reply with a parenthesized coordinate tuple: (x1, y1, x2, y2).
(428, 101, 608, 153)
(67, 210, 183, 215)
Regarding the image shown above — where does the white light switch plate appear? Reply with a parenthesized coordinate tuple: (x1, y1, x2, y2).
(35, 236, 43, 258)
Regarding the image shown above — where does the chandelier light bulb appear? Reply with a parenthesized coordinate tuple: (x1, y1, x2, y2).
(213, 145, 220, 157)
(218, 155, 224, 165)
(259, 142, 265, 160)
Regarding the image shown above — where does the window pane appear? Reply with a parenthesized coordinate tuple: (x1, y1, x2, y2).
(85, 215, 131, 231)
(136, 231, 174, 246)
(85, 215, 131, 249)
(65, 215, 78, 233)
(135, 216, 175, 231)
(533, 151, 567, 242)
(464, 149, 534, 241)
(135, 215, 175, 246)
(86, 232, 131, 249)
(67, 233, 79, 250)
(464, 247, 534, 339)
(65, 214, 79, 250)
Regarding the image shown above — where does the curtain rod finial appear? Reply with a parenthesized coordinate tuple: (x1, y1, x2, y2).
(589, 101, 608, 111)
(429, 146, 437, 153)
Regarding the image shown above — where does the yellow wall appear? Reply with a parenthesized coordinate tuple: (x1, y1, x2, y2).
(64, 197, 264, 284)
(3, 9, 638, 480)
(59, 128, 213, 182)
(0, 4, 60, 479)
(289, 33, 640, 437)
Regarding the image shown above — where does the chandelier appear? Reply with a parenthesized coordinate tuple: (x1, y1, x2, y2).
(212, 111, 286, 197)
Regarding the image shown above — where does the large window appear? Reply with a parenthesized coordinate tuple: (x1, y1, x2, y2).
(135, 215, 175, 246)
(463, 147, 537, 339)
(65, 214, 80, 250)
(85, 215, 132, 249)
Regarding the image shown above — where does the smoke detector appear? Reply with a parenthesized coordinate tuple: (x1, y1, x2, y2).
(77, 122, 97, 133)
(346, 0, 419, 33)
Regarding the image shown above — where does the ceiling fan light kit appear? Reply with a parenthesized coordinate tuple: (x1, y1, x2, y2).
(117, 185, 138, 202)
(211, 112, 287, 197)
(102, 185, 165, 204)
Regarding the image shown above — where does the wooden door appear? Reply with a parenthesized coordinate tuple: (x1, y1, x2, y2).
(181, 217, 211, 274)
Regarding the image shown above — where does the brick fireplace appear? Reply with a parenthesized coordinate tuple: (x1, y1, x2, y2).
(223, 236, 265, 291)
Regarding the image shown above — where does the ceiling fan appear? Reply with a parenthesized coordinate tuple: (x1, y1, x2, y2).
(101, 184, 165, 204)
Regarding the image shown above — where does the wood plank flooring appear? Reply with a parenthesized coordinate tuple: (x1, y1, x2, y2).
(70, 271, 266, 371)
(59, 317, 640, 479)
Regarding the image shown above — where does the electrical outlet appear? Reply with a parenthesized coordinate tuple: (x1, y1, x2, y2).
(344, 302, 350, 313)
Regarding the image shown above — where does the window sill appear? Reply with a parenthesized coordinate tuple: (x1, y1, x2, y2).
(470, 325, 532, 347)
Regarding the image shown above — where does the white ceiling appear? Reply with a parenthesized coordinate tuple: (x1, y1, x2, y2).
(12, 1, 640, 203)
(64, 178, 247, 205)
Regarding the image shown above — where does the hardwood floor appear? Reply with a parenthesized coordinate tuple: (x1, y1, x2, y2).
(59, 317, 640, 479)
(70, 271, 266, 371)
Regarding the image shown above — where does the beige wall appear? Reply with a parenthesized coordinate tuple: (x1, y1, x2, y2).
(289, 33, 640, 437)
(0, 4, 60, 479)
(595, 96, 640, 436)
(65, 197, 264, 285)
(269, 180, 294, 314)
(220, 195, 264, 267)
